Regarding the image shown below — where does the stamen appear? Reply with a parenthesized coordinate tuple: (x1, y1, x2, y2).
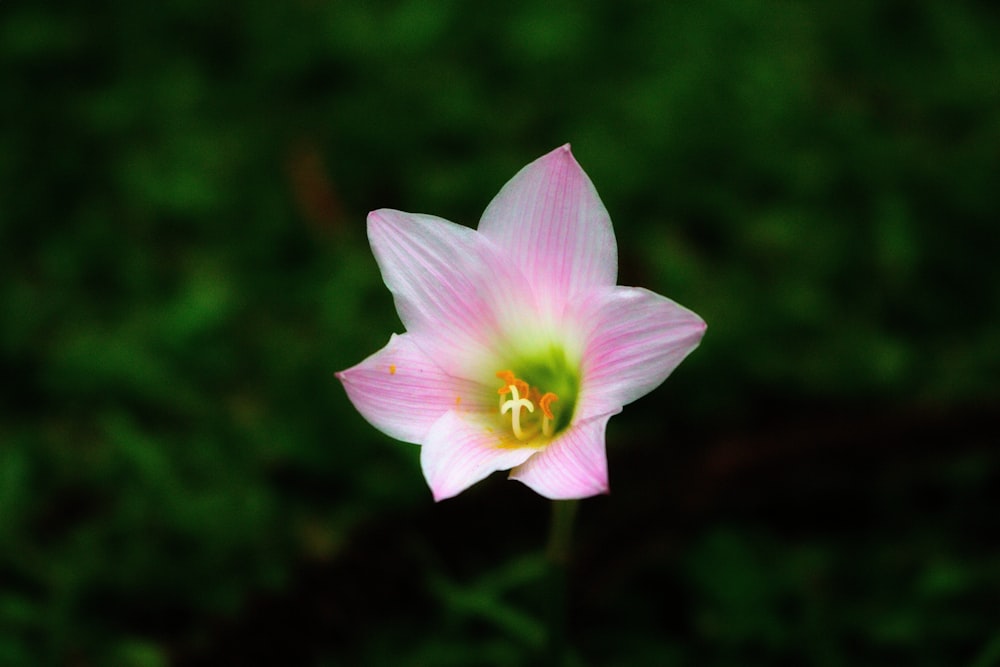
(527, 386, 542, 405)
(495, 371, 563, 440)
(539, 392, 558, 437)
(539, 393, 558, 419)
(495, 370, 517, 395)
(512, 378, 529, 399)
(496, 370, 516, 410)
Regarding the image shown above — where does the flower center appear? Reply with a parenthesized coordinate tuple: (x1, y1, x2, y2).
(496, 370, 560, 440)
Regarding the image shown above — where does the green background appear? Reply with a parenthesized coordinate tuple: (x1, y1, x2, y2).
(2, 0, 998, 665)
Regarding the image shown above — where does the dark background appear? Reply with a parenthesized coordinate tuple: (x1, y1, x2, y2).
(2, 1, 999, 665)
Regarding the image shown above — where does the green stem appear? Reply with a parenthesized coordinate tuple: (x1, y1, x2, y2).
(544, 499, 579, 666)
(969, 633, 1000, 667)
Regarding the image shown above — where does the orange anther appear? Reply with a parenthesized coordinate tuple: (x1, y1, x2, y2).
(496, 370, 517, 395)
(513, 378, 530, 398)
(539, 392, 558, 419)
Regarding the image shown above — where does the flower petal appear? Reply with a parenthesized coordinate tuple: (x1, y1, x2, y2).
(367, 209, 529, 378)
(336, 333, 490, 444)
(509, 413, 617, 499)
(575, 286, 706, 419)
(477, 145, 617, 318)
(421, 411, 540, 501)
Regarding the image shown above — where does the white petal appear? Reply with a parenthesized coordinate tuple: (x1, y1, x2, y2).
(367, 209, 531, 378)
(509, 413, 617, 499)
(420, 411, 540, 501)
(574, 286, 706, 419)
(478, 145, 617, 320)
(336, 333, 490, 444)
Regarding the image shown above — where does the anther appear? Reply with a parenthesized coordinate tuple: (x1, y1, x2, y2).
(496, 370, 517, 395)
(539, 393, 558, 419)
(539, 392, 558, 437)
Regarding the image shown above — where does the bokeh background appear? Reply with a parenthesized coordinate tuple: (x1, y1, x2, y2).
(3, 0, 999, 665)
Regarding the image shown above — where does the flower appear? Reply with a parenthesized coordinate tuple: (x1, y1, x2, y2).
(336, 145, 706, 501)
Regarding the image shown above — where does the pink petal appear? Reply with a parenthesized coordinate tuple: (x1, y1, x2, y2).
(477, 145, 617, 319)
(575, 286, 706, 419)
(420, 411, 541, 501)
(367, 209, 530, 378)
(336, 333, 490, 444)
(508, 413, 617, 499)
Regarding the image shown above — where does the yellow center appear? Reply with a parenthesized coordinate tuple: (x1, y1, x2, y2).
(496, 370, 559, 441)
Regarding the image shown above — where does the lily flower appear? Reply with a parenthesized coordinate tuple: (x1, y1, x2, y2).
(337, 145, 705, 501)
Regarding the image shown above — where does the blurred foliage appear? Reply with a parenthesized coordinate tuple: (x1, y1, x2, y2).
(1, 0, 998, 665)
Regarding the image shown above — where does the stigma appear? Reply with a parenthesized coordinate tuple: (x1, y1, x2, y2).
(496, 370, 559, 440)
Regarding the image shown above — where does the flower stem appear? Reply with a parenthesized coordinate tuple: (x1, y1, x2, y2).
(544, 499, 578, 666)
(968, 632, 1000, 667)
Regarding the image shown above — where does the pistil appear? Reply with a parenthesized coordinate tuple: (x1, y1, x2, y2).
(500, 383, 534, 440)
(496, 370, 560, 441)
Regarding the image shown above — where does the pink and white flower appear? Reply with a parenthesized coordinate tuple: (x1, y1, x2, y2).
(336, 145, 705, 501)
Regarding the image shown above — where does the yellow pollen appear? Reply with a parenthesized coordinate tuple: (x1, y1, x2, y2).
(455, 396, 462, 406)
(389, 364, 396, 375)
